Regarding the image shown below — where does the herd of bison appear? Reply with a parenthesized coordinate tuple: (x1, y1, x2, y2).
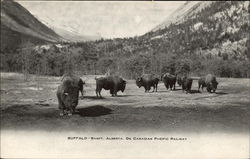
(57, 73, 218, 116)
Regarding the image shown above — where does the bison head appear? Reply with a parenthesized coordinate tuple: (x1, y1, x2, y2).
(207, 81, 218, 93)
(211, 81, 218, 92)
(63, 86, 79, 109)
(136, 77, 143, 88)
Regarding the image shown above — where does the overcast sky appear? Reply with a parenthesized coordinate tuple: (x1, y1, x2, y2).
(19, 1, 185, 38)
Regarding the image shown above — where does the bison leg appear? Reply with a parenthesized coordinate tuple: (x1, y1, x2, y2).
(96, 89, 99, 97)
(113, 86, 118, 96)
(96, 88, 102, 98)
(152, 86, 155, 92)
(68, 107, 75, 116)
(110, 89, 114, 96)
(155, 84, 158, 92)
(79, 85, 84, 97)
(80, 90, 84, 97)
(99, 91, 102, 98)
(170, 84, 173, 91)
(57, 94, 65, 116)
(202, 86, 205, 91)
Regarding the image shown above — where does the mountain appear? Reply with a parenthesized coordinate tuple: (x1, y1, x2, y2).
(81, 1, 249, 77)
(35, 16, 102, 42)
(146, 1, 249, 58)
(1, 0, 63, 51)
(152, 1, 214, 32)
(52, 26, 101, 42)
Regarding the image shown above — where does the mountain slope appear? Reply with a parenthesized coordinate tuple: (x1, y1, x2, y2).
(152, 1, 214, 32)
(1, 0, 63, 51)
(146, 1, 249, 58)
(52, 26, 101, 42)
(34, 15, 102, 42)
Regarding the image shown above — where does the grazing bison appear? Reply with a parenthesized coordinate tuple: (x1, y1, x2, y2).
(57, 75, 81, 116)
(198, 77, 206, 91)
(95, 75, 126, 97)
(205, 74, 218, 93)
(136, 74, 159, 92)
(181, 76, 193, 94)
(161, 73, 176, 90)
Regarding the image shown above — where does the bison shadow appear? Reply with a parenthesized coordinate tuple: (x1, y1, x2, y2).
(76, 105, 113, 117)
(116, 95, 134, 97)
(215, 92, 228, 95)
(80, 96, 105, 100)
(157, 88, 182, 93)
(190, 90, 202, 94)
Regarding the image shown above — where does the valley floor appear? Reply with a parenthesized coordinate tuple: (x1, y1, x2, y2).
(1, 72, 250, 158)
(1, 72, 249, 134)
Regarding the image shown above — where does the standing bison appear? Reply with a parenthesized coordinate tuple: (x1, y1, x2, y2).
(181, 76, 193, 94)
(205, 74, 218, 93)
(136, 74, 159, 92)
(95, 75, 126, 98)
(161, 73, 176, 90)
(57, 75, 82, 116)
(198, 74, 218, 93)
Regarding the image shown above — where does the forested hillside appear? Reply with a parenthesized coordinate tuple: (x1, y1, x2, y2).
(1, 1, 249, 78)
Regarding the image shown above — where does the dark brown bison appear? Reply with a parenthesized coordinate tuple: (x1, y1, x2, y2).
(181, 76, 193, 94)
(57, 75, 81, 116)
(136, 74, 159, 92)
(95, 75, 126, 97)
(205, 74, 218, 93)
(161, 73, 176, 90)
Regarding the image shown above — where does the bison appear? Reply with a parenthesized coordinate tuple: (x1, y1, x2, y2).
(136, 74, 159, 92)
(205, 74, 218, 93)
(57, 75, 81, 116)
(161, 73, 176, 90)
(95, 75, 126, 98)
(198, 74, 218, 93)
(181, 76, 193, 94)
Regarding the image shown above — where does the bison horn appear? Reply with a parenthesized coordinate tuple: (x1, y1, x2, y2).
(64, 92, 69, 96)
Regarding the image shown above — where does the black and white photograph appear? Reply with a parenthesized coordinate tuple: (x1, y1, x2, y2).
(0, 0, 249, 158)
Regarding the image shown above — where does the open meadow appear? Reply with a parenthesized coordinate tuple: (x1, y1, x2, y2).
(1, 72, 249, 134)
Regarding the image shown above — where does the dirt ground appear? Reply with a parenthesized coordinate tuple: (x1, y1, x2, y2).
(1, 72, 249, 134)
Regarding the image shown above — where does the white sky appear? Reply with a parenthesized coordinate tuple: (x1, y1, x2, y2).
(18, 1, 185, 38)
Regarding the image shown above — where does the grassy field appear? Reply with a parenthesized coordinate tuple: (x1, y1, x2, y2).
(1, 72, 249, 134)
